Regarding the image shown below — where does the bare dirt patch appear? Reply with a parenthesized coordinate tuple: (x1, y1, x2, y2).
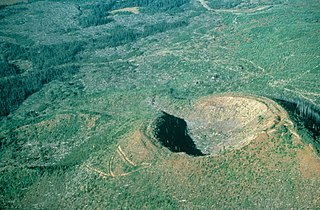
(110, 7, 140, 15)
(185, 95, 277, 154)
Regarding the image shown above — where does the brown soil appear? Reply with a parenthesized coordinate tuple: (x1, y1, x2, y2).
(297, 145, 320, 180)
(110, 7, 140, 15)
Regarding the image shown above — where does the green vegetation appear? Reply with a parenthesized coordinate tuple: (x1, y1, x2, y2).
(0, 0, 319, 209)
(0, 0, 193, 117)
(0, 42, 82, 116)
(79, 2, 115, 27)
(275, 98, 320, 151)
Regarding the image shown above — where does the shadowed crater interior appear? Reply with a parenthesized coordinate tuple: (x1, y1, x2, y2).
(153, 111, 204, 156)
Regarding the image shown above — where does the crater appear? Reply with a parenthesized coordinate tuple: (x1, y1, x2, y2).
(153, 112, 204, 156)
(152, 95, 280, 155)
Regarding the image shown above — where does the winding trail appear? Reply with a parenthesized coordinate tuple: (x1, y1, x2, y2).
(198, 0, 272, 14)
(117, 145, 137, 167)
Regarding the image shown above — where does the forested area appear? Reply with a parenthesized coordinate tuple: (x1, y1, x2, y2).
(79, 2, 115, 27)
(0, 42, 81, 116)
(276, 98, 320, 152)
(92, 20, 189, 48)
(79, 0, 190, 27)
(0, 59, 20, 77)
(127, 0, 189, 11)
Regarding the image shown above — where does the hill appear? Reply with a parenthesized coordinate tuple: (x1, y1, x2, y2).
(0, 0, 319, 208)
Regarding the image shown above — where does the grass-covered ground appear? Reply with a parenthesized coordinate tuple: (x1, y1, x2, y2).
(0, 0, 319, 209)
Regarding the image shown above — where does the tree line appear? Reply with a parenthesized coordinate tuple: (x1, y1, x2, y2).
(0, 42, 82, 117)
(92, 20, 189, 49)
(79, 0, 190, 27)
(0, 58, 20, 77)
(275, 96, 320, 152)
(296, 100, 320, 131)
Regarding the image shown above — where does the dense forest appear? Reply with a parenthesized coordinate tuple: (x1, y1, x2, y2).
(0, 42, 82, 116)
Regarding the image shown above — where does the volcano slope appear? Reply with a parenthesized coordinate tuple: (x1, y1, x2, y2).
(67, 94, 319, 209)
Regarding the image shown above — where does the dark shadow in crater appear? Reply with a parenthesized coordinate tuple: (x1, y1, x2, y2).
(153, 112, 205, 156)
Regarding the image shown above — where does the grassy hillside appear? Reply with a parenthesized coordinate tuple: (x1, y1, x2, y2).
(0, 0, 319, 209)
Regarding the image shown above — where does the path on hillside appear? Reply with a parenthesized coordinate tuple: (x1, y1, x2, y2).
(199, 0, 213, 11)
(198, 0, 272, 14)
